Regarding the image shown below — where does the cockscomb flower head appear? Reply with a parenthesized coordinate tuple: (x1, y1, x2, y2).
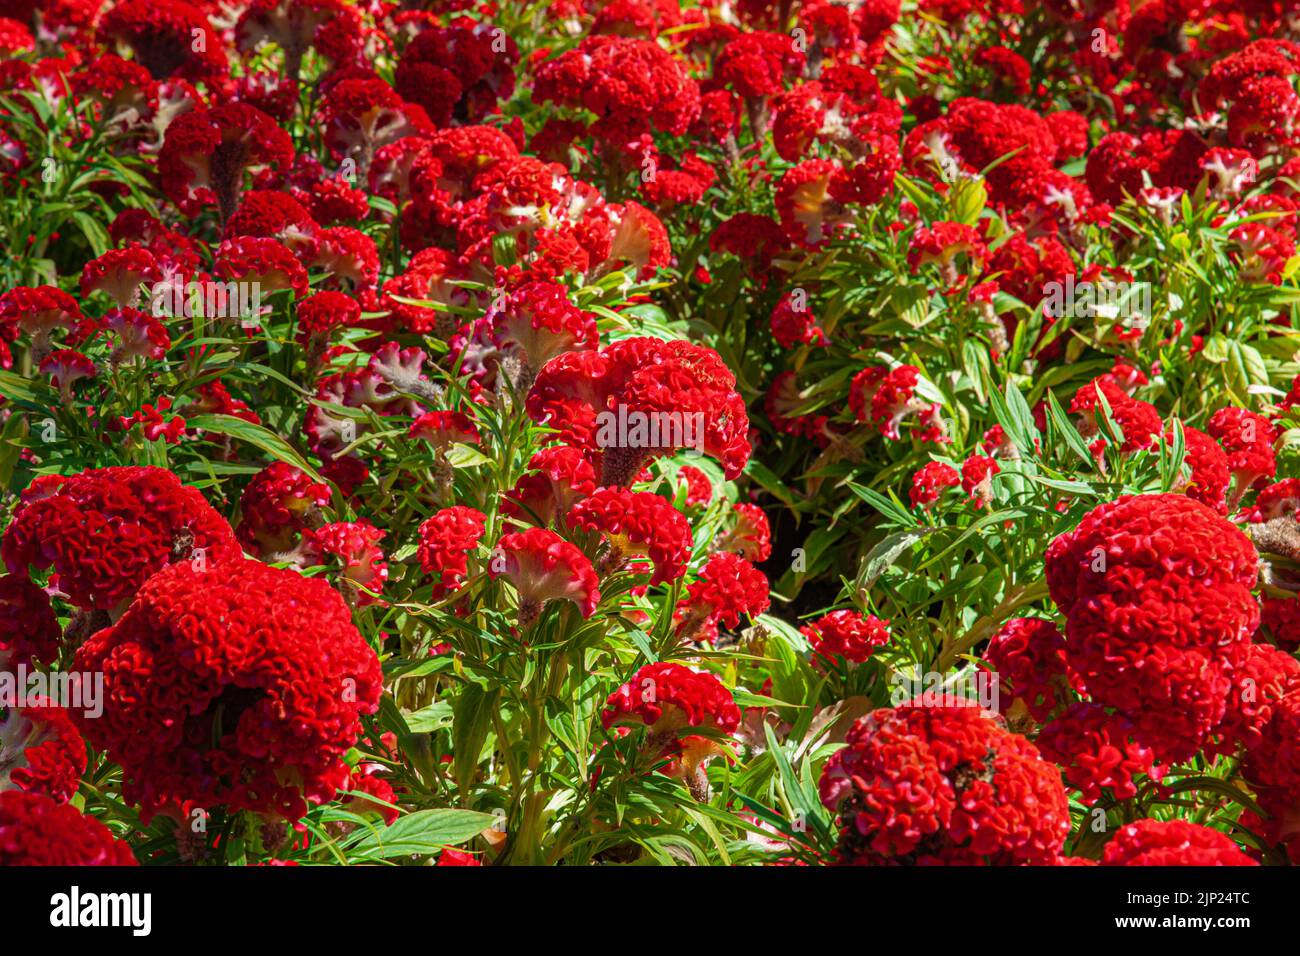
(236, 462, 331, 556)
(1101, 820, 1256, 866)
(0, 575, 60, 672)
(0, 791, 136, 865)
(800, 609, 890, 665)
(1035, 703, 1163, 805)
(675, 552, 770, 639)
(489, 528, 601, 624)
(983, 617, 1071, 725)
(417, 506, 488, 602)
(301, 520, 388, 605)
(717, 502, 772, 563)
(502, 445, 598, 527)
(567, 487, 692, 585)
(0, 702, 87, 803)
(818, 702, 1069, 865)
(2, 466, 241, 613)
(72, 558, 381, 822)
(910, 461, 960, 509)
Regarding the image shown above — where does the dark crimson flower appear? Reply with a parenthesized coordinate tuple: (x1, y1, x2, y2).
(0, 791, 136, 865)
(0, 702, 87, 803)
(567, 487, 692, 585)
(1101, 820, 1256, 866)
(417, 505, 488, 601)
(801, 609, 890, 665)
(73, 558, 382, 821)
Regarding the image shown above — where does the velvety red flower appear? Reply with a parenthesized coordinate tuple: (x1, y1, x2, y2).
(1261, 594, 1300, 651)
(490, 281, 598, 376)
(675, 552, 770, 639)
(713, 31, 805, 100)
(1045, 494, 1259, 760)
(533, 36, 700, 142)
(819, 702, 1069, 865)
(960, 454, 1000, 509)
(297, 290, 361, 347)
(717, 502, 772, 563)
(501, 445, 597, 526)
(236, 462, 331, 556)
(1173, 425, 1230, 513)
(567, 487, 692, 585)
(676, 465, 713, 506)
(602, 661, 740, 797)
(409, 410, 481, 448)
(302, 520, 388, 604)
(215, 236, 310, 300)
(0, 702, 87, 803)
(850, 365, 945, 442)
(158, 104, 294, 220)
(0, 575, 60, 671)
(1069, 377, 1161, 455)
(394, 20, 518, 126)
(527, 337, 751, 485)
(801, 609, 890, 665)
(1101, 819, 1256, 866)
(2, 466, 241, 613)
(1208, 406, 1277, 495)
(72, 558, 382, 821)
(103, 307, 169, 361)
(319, 77, 433, 175)
(80, 247, 159, 308)
(984, 617, 1071, 724)
(437, 847, 482, 865)
(0, 790, 136, 865)
(909, 461, 960, 509)
(770, 291, 828, 348)
(98, 0, 226, 82)
(489, 527, 601, 623)
(1036, 703, 1163, 804)
(417, 505, 488, 601)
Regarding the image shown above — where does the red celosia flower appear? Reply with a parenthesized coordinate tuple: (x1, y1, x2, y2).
(849, 365, 945, 442)
(39, 349, 96, 396)
(302, 520, 388, 604)
(818, 702, 1069, 865)
(489, 527, 601, 623)
(1262, 594, 1300, 651)
(0, 285, 83, 355)
(296, 290, 360, 347)
(717, 502, 772, 563)
(0, 791, 136, 865)
(984, 617, 1071, 724)
(1173, 425, 1230, 513)
(103, 307, 169, 361)
(527, 337, 751, 485)
(676, 465, 713, 506)
(1213, 642, 1300, 756)
(502, 445, 598, 526)
(80, 246, 159, 308)
(675, 552, 770, 639)
(801, 609, 890, 665)
(72, 558, 382, 821)
(713, 31, 805, 100)
(98, 0, 226, 82)
(1036, 703, 1163, 804)
(224, 190, 319, 251)
(437, 848, 482, 866)
(568, 487, 691, 585)
(319, 77, 433, 175)
(409, 411, 481, 448)
(602, 661, 740, 797)
(533, 36, 700, 142)
(1208, 406, 1277, 496)
(1101, 820, 1256, 866)
(1069, 377, 1162, 455)
(775, 159, 849, 246)
(215, 236, 310, 300)
(235, 0, 360, 77)
(0, 702, 87, 803)
(236, 462, 331, 556)
(158, 104, 294, 220)
(1045, 494, 1259, 760)
(0, 575, 60, 671)
(417, 505, 488, 601)
(908, 221, 988, 287)
(490, 280, 598, 378)
(770, 290, 828, 348)
(394, 20, 518, 126)
(909, 461, 960, 509)
(960, 454, 1000, 509)
(2, 466, 241, 613)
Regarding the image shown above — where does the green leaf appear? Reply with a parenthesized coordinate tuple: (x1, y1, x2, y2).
(347, 809, 496, 859)
(185, 413, 325, 483)
(452, 683, 499, 795)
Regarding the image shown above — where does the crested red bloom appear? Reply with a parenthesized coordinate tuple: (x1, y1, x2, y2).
(158, 104, 294, 220)
(527, 337, 751, 485)
(1173, 425, 1230, 513)
(39, 349, 96, 394)
(1208, 406, 1277, 494)
(717, 502, 772, 563)
(1036, 703, 1163, 804)
(602, 661, 740, 797)
(235, 0, 360, 76)
(1045, 494, 1259, 760)
(489, 527, 600, 622)
(236, 462, 331, 556)
(984, 617, 1071, 724)
(302, 520, 387, 604)
(103, 307, 170, 362)
(1262, 595, 1300, 651)
(676, 465, 713, 506)
(0, 791, 136, 865)
(215, 236, 310, 300)
(775, 159, 849, 246)
(818, 702, 1069, 865)
(801, 609, 890, 665)
(0, 285, 84, 350)
(1254, 479, 1300, 523)
(381, 247, 470, 336)
(960, 454, 1000, 509)
(713, 31, 805, 99)
(490, 281, 598, 375)
(79, 247, 159, 308)
(296, 290, 360, 346)
(319, 78, 433, 174)
(1101, 820, 1256, 866)
(98, 0, 226, 82)
(909, 461, 960, 509)
(907, 221, 987, 286)
(2, 466, 241, 613)
(1212, 642, 1300, 756)
(849, 365, 945, 442)
(0, 702, 87, 803)
(417, 505, 488, 601)
(675, 552, 770, 638)
(409, 411, 480, 448)
(770, 290, 828, 348)
(224, 190, 319, 251)
(567, 487, 692, 585)
(437, 847, 482, 866)
(0, 575, 60, 671)
(72, 558, 381, 821)
(533, 36, 700, 142)
(502, 445, 598, 526)
(394, 20, 518, 126)
(1069, 377, 1162, 455)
